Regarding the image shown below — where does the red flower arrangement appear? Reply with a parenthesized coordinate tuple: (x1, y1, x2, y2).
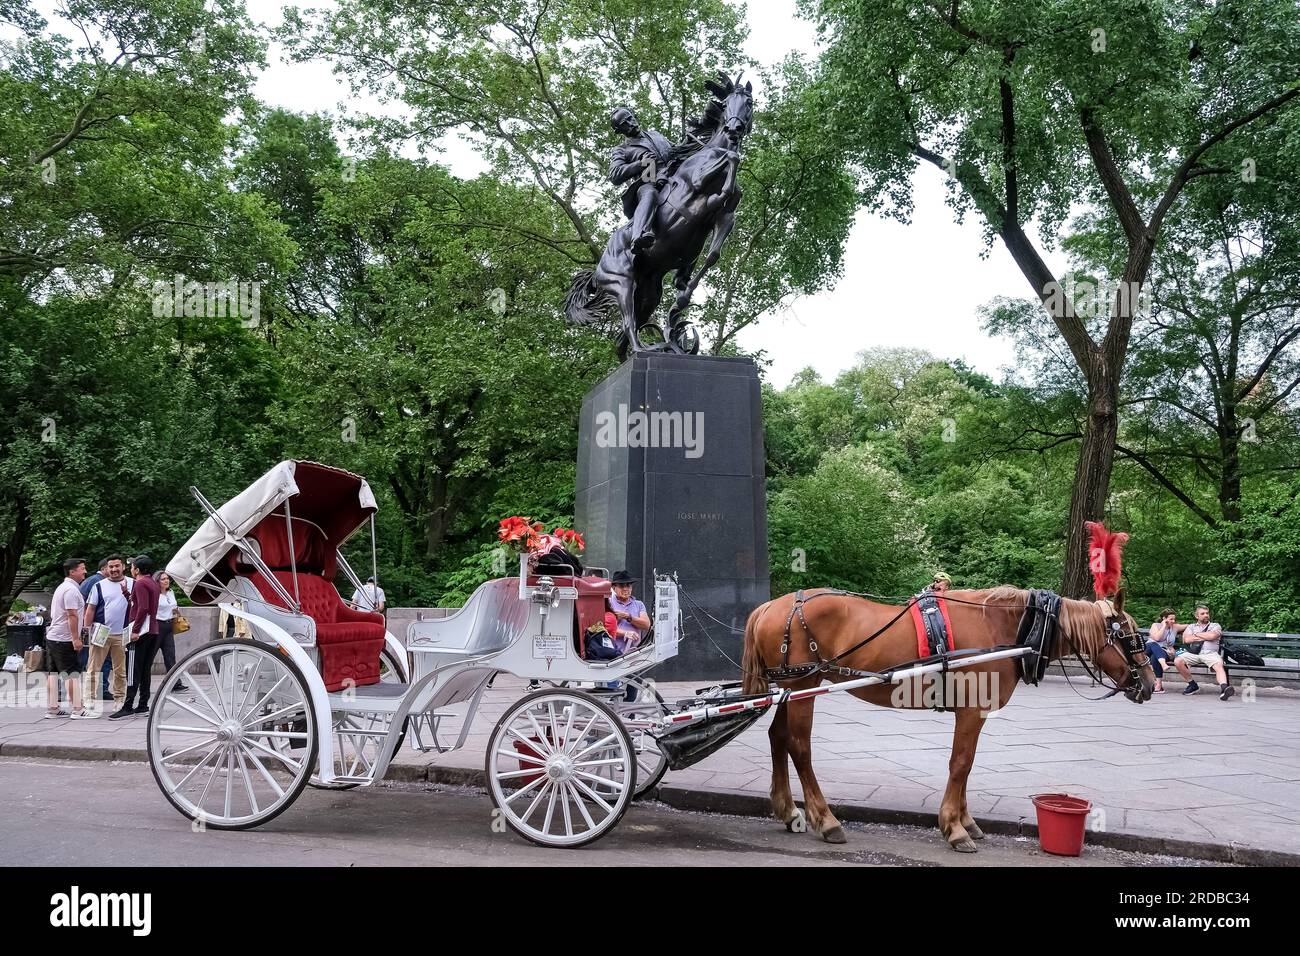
(498, 516, 545, 554)
(497, 517, 585, 555)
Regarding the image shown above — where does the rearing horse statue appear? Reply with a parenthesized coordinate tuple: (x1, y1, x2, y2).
(565, 72, 754, 360)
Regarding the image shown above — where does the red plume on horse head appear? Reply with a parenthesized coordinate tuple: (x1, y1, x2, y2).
(1085, 521, 1128, 599)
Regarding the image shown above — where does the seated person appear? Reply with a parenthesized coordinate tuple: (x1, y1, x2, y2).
(609, 570, 650, 650)
(1145, 607, 1186, 694)
(1172, 603, 1234, 701)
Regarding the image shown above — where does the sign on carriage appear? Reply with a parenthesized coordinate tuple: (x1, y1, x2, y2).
(532, 634, 568, 662)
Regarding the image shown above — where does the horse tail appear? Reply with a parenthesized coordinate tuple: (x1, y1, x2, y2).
(741, 603, 767, 695)
(563, 268, 614, 326)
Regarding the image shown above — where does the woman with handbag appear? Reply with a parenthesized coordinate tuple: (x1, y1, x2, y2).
(153, 571, 189, 692)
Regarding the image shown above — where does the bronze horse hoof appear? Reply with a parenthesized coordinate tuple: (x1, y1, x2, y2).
(822, 826, 848, 844)
(784, 808, 806, 833)
(966, 822, 986, 840)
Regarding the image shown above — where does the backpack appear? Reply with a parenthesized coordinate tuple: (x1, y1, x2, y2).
(584, 621, 626, 661)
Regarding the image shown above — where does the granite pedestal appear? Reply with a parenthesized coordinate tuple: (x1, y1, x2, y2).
(575, 353, 769, 679)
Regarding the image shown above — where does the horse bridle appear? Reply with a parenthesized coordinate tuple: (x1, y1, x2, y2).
(1087, 609, 1152, 702)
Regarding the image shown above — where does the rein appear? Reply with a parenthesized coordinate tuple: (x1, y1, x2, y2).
(676, 585, 1151, 702)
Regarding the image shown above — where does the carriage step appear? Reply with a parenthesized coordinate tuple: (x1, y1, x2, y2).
(328, 681, 411, 714)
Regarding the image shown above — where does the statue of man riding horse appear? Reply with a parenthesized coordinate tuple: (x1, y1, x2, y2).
(564, 71, 753, 360)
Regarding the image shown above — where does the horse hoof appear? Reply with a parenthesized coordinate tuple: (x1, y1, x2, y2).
(822, 826, 848, 845)
(966, 823, 986, 841)
(949, 837, 978, 853)
(784, 809, 806, 833)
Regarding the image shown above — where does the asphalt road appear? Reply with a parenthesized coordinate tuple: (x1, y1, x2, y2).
(0, 757, 1223, 867)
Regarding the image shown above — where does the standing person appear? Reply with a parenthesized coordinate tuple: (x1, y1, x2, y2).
(44, 558, 97, 720)
(111, 555, 161, 719)
(1146, 607, 1186, 694)
(82, 554, 131, 707)
(350, 576, 386, 613)
(1172, 603, 1234, 700)
(78, 558, 106, 599)
(153, 571, 187, 692)
(78, 557, 113, 700)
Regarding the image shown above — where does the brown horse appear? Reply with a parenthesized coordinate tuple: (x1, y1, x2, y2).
(739, 586, 1154, 851)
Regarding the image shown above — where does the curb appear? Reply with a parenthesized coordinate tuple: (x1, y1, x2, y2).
(649, 784, 1300, 867)
(7, 742, 1296, 865)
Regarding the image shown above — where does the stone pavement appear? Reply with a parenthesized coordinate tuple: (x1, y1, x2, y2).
(2, 671, 1297, 863)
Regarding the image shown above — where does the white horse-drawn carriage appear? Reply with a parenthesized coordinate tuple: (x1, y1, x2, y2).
(152, 460, 1048, 848)
(155, 460, 681, 847)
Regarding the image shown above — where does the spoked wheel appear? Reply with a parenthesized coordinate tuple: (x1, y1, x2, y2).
(610, 677, 670, 799)
(307, 645, 408, 791)
(486, 690, 636, 848)
(147, 638, 318, 830)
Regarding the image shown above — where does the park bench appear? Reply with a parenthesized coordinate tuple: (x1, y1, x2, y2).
(1056, 629, 1300, 690)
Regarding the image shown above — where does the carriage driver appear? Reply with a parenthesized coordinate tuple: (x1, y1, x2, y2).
(609, 107, 673, 252)
(609, 570, 651, 650)
(927, 572, 952, 594)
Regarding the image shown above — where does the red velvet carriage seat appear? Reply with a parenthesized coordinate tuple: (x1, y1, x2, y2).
(241, 517, 387, 692)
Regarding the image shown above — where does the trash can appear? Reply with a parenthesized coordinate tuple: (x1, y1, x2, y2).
(5, 623, 46, 657)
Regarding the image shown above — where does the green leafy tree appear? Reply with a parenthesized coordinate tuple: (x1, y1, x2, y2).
(769, 444, 934, 596)
(806, 0, 1300, 595)
(0, 0, 289, 606)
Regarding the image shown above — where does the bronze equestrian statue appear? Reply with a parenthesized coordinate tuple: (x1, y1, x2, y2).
(565, 72, 753, 360)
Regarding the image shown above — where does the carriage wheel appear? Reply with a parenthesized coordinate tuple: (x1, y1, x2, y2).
(611, 678, 670, 799)
(486, 690, 636, 848)
(147, 638, 318, 830)
(307, 645, 408, 791)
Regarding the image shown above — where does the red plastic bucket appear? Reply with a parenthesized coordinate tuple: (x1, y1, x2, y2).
(1031, 793, 1092, 856)
(513, 735, 551, 786)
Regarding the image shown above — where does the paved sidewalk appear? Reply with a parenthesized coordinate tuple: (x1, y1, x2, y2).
(2, 672, 1297, 863)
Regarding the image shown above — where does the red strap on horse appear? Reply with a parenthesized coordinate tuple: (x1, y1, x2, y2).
(909, 601, 929, 658)
(910, 594, 954, 658)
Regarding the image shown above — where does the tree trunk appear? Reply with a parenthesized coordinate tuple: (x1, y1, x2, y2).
(423, 470, 454, 560)
(1, 499, 31, 611)
(1061, 358, 1120, 598)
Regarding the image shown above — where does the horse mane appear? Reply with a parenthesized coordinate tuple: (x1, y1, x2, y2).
(666, 71, 747, 167)
(971, 585, 1109, 658)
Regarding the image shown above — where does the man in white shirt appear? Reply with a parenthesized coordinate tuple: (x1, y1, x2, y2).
(1172, 603, 1234, 700)
(82, 554, 131, 705)
(351, 577, 386, 613)
(44, 558, 97, 719)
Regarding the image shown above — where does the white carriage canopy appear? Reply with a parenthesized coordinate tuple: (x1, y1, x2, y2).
(166, 460, 378, 605)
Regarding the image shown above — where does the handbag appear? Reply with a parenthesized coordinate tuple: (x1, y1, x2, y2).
(1183, 640, 1205, 655)
(23, 647, 44, 672)
(172, 612, 190, 634)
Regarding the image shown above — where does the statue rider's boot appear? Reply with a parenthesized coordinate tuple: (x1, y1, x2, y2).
(632, 187, 658, 250)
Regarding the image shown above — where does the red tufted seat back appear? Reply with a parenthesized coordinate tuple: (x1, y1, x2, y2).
(240, 515, 386, 692)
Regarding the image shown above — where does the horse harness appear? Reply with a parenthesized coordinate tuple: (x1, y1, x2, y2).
(762, 587, 1148, 710)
